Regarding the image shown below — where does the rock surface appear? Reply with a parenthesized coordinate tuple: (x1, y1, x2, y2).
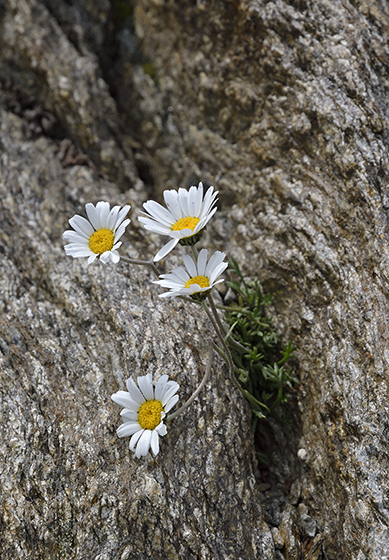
(1, 0, 389, 559)
(0, 106, 271, 559)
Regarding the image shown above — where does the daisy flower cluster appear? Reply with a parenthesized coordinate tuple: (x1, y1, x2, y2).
(63, 182, 230, 458)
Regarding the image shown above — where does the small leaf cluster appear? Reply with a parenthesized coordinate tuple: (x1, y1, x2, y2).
(222, 258, 298, 423)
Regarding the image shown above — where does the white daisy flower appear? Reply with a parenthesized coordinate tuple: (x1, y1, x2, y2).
(111, 373, 179, 458)
(63, 201, 131, 264)
(138, 182, 218, 262)
(154, 248, 228, 300)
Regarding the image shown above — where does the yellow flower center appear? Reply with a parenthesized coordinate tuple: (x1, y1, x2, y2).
(88, 228, 115, 254)
(171, 216, 200, 232)
(138, 400, 163, 430)
(185, 275, 210, 289)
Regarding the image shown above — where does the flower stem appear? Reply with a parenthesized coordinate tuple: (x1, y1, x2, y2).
(201, 299, 238, 388)
(202, 297, 257, 406)
(191, 244, 199, 260)
(207, 294, 248, 353)
(120, 255, 160, 278)
(165, 347, 213, 421)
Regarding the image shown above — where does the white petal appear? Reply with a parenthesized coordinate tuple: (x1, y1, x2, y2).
(126, 378, 146, 405)
(137, 373, 154, 401)
(178, 188, 189, 216)
(169, 266, 190, 283)
(64, 243, 91, 252)
(199, 187, 218, 220)
(65, 249, 94, 258)
(155, 422, 167, 436)
(155, 375, 169, 401)
(161, 383, 180, 407)
(138, 217, 173, 235)
(188, 283, 202, 294)
(154, 238, 180, 262)
(69, 215, 94, 237)
(87, 253, 98, 264)
(135, 430, 152, 458)
(121, 409, 139, 421)
(114, 220, 130, 242)
(164, 393, 179, 413)
(154, 279, 184, 289)
(183, 254, 198, 278)
(129, 429, 144, 452)
(164, 189, 182, 221)
(109, 250, 120, 264)
(97, 201, 111, 228)
(158, 291, 180, 298)
(63, 230, 88, 243)
(99, 251, 110, 264)
(115, 205, 131, 230)
(64, 242, 91, 250)
(106, 205, 120, 230)
(85, 203, 102, 230)
(156, 271, 188, 285)
(206, 251, 226, 276)
(209, 262, 228, 284)
(150, 430, 160, 456)
(194, 182, 204, 215)
(176, 228, 195, 239)
(111, 390, 139, 411)
(188, 185, 199, 216)
(169, 230, 187, 239)
(117, 421, 142, 438)
(143, 200, 175, 225)
(197, 248, 208, 276)
(196, 206, 217, 230)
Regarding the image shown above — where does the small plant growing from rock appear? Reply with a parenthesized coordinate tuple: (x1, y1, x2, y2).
(221, 257, 297, 426)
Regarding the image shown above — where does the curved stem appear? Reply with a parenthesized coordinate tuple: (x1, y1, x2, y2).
(120, 255, 160, 278)
(165, 347, 213, 421)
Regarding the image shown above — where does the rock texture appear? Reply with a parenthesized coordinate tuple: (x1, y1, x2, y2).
(0, 97, 270, 558)
(1, 0, 389, 559)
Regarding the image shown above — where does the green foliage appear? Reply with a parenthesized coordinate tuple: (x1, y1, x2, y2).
(142, 61, 156, 78)
(222, 257, 298, 422)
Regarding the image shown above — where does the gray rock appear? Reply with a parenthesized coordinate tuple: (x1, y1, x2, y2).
(1, 0, 389, 558)
(278, 504, 301, 560)
(299, 513, 317, 538)
(271, 526, 285, 550)
(133, 0, 389, 558)
(0, 0, 140, 191)
(0, 107, 270, 558)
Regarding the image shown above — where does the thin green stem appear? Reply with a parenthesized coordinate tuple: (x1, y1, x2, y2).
(120, 255, 160, 278)
(207, 294, 227, 335)
(202, 297, 267, 410)
(201, 299, 241, 392)
(207, 295, 248, 353)
(165, 347, 213, 421)
(191, 244, 199, 260)
(213, 343, 246, 377)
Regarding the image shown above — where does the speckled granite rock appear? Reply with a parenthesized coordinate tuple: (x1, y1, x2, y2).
(0, 0, 140, 190)
(0, 106, 274, 558)
(2, 0, 389, 558)
(131, 1, 389, 558)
